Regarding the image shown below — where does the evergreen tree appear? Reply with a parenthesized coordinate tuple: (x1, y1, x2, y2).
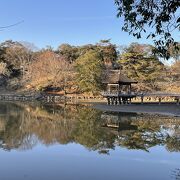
(74, 50, 105, 94)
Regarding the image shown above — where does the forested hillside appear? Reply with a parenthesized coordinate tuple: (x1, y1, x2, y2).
(0, 40, 179, 95)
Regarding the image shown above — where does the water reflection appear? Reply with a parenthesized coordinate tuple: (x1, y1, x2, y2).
(0, 102, 180, 153)
(171, 168, 180, 180)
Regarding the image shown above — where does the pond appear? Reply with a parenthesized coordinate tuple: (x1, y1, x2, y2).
(0, 102, 180, 180)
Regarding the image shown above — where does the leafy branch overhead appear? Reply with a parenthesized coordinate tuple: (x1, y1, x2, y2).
(115, 0, 180, 59)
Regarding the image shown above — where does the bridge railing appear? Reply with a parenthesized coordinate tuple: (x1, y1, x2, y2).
(136, 92, 180, 97)
(101, 91, 136, 97)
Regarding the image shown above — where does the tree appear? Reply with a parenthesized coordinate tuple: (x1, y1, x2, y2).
(119, 43, 165, 90)
(76, 44, 95, 56)
(74, 50, 105, 94)
(170, 60, 180, 81)
(25, 50, 72, 91)
(123, 42, 154, 56)
(115, 0, 180, 58)
(0, 62, 9, 76)
(96, 39, 118, 68)
(168, 43, 180, 61)
(20, 41, 39, 52)
(0, 40, 34, 76)
(57, 44, 80, 63)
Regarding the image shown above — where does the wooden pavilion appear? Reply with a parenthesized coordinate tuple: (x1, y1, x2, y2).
(102, 70, 138, 104)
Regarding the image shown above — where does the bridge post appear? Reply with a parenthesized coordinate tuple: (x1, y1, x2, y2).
(118, 97, 121, 105)
(115, 97, 118, 105)
(158, 97, 161, 105)
(129, 98, 132, 104)
(141, 95, 144, 104)
(107, 97, 110, 105)
(177, 98, 179, 105)
(112, 97, 115, 105)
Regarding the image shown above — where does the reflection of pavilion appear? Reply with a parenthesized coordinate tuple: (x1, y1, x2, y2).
(102, 70, 138, 104)
(101, 113, 138, 131)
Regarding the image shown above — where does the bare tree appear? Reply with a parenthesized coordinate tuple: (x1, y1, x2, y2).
(0, 41, 34, 73)
(25, 50, 73, 91)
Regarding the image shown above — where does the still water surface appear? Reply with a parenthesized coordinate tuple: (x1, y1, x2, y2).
(0, 102, 180, 180)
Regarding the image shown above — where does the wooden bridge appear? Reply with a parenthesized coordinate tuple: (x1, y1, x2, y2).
(102, 92, 136, 105)
(138, 93, 180, 105)
(102, 92, 180, 105)
(0, 94, 36, 101)
(0, 92, 179, 105)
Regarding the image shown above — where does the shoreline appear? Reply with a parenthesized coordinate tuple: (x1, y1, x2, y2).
(0, 92, 179, 117)
(92, 102, 180, 117)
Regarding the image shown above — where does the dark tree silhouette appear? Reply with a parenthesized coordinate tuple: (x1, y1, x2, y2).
(115, 0, 180, 59)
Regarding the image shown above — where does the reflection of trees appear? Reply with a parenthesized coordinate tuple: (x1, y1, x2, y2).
(73, 108, 116, 153)
(0, 103, 38, 150)
(166, 137, 180, 152)
(115, 119, 165, 151)
(171, 168, 180, 180)
(101, 113, 180, 152)
(0, 102, 180, 153)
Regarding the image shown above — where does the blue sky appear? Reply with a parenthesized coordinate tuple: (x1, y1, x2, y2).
(0, 0, 179, 49)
